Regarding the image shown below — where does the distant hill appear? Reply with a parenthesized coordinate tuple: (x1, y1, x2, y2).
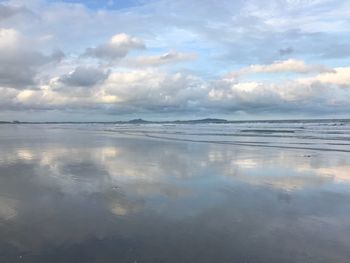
(174, 118, 228, 124)
(125, 118, 228, 124)
(127, 118, 150, 124)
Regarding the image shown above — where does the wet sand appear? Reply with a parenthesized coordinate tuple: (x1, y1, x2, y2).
(1, 124, 350, 262)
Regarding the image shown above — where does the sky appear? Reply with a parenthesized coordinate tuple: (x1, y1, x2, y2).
(0, 0, 350, 121)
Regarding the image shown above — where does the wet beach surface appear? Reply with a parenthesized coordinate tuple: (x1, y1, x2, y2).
(1, 124, 350, 262)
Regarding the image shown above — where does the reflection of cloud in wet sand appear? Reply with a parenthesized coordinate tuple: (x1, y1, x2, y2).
(0, 196, 18, 220)
(5, 143, 349, 194)
(233, 158, 258, 169)
(236, 175, 333, 191)
(228, 155, 341, 191)
(298, 164, 350, 183)
(16, 149, 34, 161)
(110, 200, 142, 216)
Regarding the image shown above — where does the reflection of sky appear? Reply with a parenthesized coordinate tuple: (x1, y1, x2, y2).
(1, 126, 350, 261)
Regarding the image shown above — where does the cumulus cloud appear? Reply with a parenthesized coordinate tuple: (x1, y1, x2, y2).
(122, 50, 196, 67)
(83, 33, 145, 61)
(226, 59, 335, 78)
(208, 65, 350, 114)
(298, 67, 350, 87)
(3, 64, 349, 117)
(59, 66, 108, 87)
(0, 28, 64, 89)
(95, 69, 206, 112)
(0, 69, 206, 114)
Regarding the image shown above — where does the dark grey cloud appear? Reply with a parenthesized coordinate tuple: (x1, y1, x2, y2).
(0, 49, 64, 89)
(279, 47, 294, 56)
(59, 66, 108, 87)
(0, 4, 29, 21)
(0, 28, 64, 89)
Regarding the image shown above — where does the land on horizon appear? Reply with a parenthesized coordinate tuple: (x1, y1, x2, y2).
(1, 117, 350, 125)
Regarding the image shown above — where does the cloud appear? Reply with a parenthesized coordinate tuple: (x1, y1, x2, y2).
(83, 33, 145, 61)
(0, 69, 207, 115)
(3, 0, 350, 63)
(298, 67, 350, 87)
(226, 59, 335, 78)
(122, 50, 196, 67)
(0, 27, 19, 48)
(279, 47, 294, 56)
(3, 64, 349, 117)
(59, 66, 108, 87)
(95, 69, 206, 112)
(0, 28, 64, 89)
(208, 66, 350, 114)
(0, 4, 29, 21)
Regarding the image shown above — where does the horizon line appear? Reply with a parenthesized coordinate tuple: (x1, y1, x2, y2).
(1, 117, 350, 124)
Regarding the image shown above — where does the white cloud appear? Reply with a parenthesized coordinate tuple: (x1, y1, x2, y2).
(83, 33, 145, 61)
(97, 69, 206, 111)
(298, 67, 350, 87)
(207, 65, 350, 113)
(226, 59, 334, 78)
(0, 28, 19, 48)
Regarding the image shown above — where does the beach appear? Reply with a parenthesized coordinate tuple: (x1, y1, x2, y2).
(1, 122, 350, 262)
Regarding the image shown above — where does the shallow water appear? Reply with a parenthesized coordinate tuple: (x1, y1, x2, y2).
(0, 124, 350, 262)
